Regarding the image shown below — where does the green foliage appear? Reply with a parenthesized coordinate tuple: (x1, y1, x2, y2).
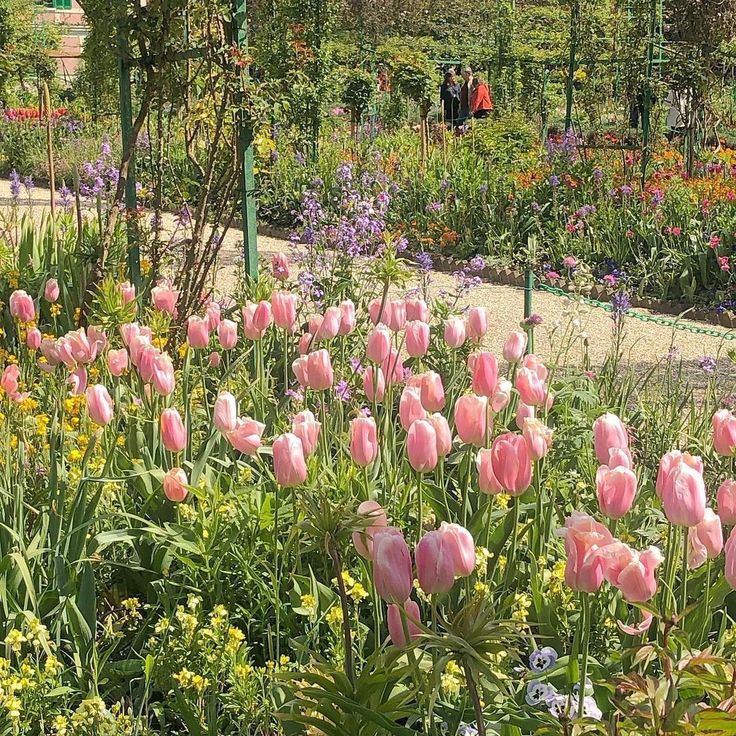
(340, 68, 374, 122)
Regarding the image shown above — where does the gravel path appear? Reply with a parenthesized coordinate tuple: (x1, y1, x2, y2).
(2, 180, 735, 387)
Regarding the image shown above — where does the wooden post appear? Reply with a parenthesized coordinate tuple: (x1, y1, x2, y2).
(233, 0, 259, 281)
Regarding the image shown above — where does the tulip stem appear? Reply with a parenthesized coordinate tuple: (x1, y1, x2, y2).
(328, 538, 355, 687)
(701, 558, 712, 645)
(416, 471, 423, 543)
(504, 498, 520, 588)
(282, 328, 289, 395)
(463, 659, 486, 736)
(680, 531, 688, 623)
(578, 592, 591, 719)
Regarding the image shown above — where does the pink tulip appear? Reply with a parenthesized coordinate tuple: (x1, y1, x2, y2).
(407, 419, 438, 472)
(86, 384, 114, 426)
(119, 281, 136, 304)
(386, 299, 406, 331)
(272, 432, 308, 487)
(491, 432, 532, 495)
(292, 356, 309, 386)
(363, 366, 386, 402)
(725, 528, 736, 589)
(515, 367, 547, 406)
(656, 450, 702, 498)
(713, 409, 736, 456)
(26, 328, 41, 351)
(151, 279, 178, 317)
(206, 301, 221, 330)
(466, 307, 488, 342)
(399, 386, 427, 431)
(415, 530, 456, 594)
(163, 467, 188, 503)
(596, 465, 637, 519)
(516, 402, 535, 429)
(602, 542, 664, 602)
(419, 371, 445, 412)
(617, 611, 654, 637)
(272, 252, 289, 281)
(687, 509, 724, 569)
(661, 460, 706, 526)
(160, 408, 186, 452)
(608, 448, 632, 470)
(44, 278, 59, 303)
(0, 365, 20, 399)
(592, 413, 629, 465)
(470, 351, 498, 397)
(9, 290, 35, 322)
(387, 600, 422, 646)
(227, 417, 265, 455)
(214, 392, 238, 434)
(439, 522, 476, 576)
(217, 319, 238, 349)
(298, 332, 313, 355)
(444, 317, 466, 348)
(503, 330, 527, 362)
(151, 353, 175, 396)
(381, 348, 405, 386)
(405, 321, 430, 358)
(368, 298, 384, 326)
(350, 416, 378, 466)
(557, 511, 614, 593)
(315, 306, 342, 341)
(271, 291, 298, 332)
(476, 448, 503, 494)
(522, 354, 549, 381)
(352, 500, 388, 559)
(366, 325, 392, 363)
(491, 379, 512, 413)
(306, 349, 333, 391)
(428, 413, 452, 456)
(120, 322, 152, 349)
(338, 300, 356, 335)
(68, 366, 87, 396)
(106, 348, 128, 377)
(454, 394, 488, 446)
(373, 528, 413, 603)
(242, 301, 272, 339)
(187, 316, 211, 349)
(717, 479, 736, 525)
(523, 418, 553, 460)
(405, 298, 429, 323)
(138, 345, 159, 382)
(208, 352, 221, 368)
(292, 409, 321, 456)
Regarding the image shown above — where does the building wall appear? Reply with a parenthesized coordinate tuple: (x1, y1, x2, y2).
(38, 0, 87, 78)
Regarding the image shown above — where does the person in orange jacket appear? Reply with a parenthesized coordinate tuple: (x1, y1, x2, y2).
(470, 75, 494, 119)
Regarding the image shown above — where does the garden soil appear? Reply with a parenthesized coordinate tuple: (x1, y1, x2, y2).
(2, 180, 735, 390)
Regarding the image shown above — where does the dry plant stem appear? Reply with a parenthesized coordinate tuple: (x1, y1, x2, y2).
(463, 659, 486, 736)
(43, 83, 55, 221)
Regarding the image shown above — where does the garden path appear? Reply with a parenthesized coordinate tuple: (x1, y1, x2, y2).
(2, 180, 735, 389)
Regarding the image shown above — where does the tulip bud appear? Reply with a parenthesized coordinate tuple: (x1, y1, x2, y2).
(466, 307, 488, 341)
(443, 316, 466, 348)
(725, 528, 736, 589)
(491, 432, 532, 495)
(655, 450, 702, 498)
(306, 349, 333, 391)
(399, 386, 427, 431)
(470, 351, 498, 397)
(292, 355, 309, 386)
(242, 301, 272, 339)
(428, 413, 452, 457)
(271, 291, 298, 332)
(217, 319, 238, 349)
(350, 416, 378, 467)
(661, 460, 706, 526)
(86, 384, 114, 426)
(366, 325, 392, 363)
(515, 367, 547, 406)
(272, 252, 289, 280)
(405, 321, 430, 358)
(717, 479, 736, 525)
(516, 402, 535, 429)
(273, 432, 308, 487)
(387, 600, 422, 647)
(405, 298, 429, 323)
(69, 366, 87, 396)
(163, 467, 188, 503)
(373, 528, 413, 604)
(106, 348, 128, 377)
(454, 394, 488, 446)
(420, 371, 445, 412)
(476, 448, 503, 494)
(592, 413, 629, 465)
(522, 418, 553, 460)
(352, 500, 388, 559)
(687, 509, 724, 569)
(596, 465, 637, 519)
(151, 279, 179, 316)
(119, 281, 136, 304)
(26, 327, 41, 351)
(206, 301, 221, 330)
(503, 330, 527, 362)
(363, 366, 386, 402)
(160, 408, 187, 452)
(315, 306, 342, 341)
(407, 419, 438, 472)
(9, 290, 35, 323)
(292, 409, 321, 457)
(415, 530, 455, 594)
(187, 315, 210, 349)
(338, 300, 356, 335)
(491, 379, 512, 413)
(227, 417, 265, 455)
(439, 521, 475, 576)
(214, 391, 238, 434)
(557, 511, 614, 593)
(151, 352, 175, 396)
(713, 409, 736, 456)
(44, 278, 60, 303)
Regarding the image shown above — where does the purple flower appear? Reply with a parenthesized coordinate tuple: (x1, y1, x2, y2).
(592, 167, 603, 181)
(9, 170, 21, 199)
(699, 356, 717, 374)
(479, 183, 488, 195)
(101, 140, 112, 157)
(56, 183, 73, 210)
(335, 380, 352, 402)
(23, 175, 34, 193)
(549, 175, 560, 187)
(440, 178, 450, 191)
(295, 151, 306, 166)
(525, 314, 543, 326)
(426, 201, 443, 213)
(469, 255, 486, 272)
(416, 252, 433, 272)
(610, 292, 631, 321)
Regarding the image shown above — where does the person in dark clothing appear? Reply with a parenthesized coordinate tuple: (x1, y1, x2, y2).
(458, 66, 472, 125)
(439, 70, 460, 126)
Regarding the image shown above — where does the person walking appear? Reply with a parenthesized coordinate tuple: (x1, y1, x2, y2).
(470, 76, 494, 119)
(439, 70, 460, 127)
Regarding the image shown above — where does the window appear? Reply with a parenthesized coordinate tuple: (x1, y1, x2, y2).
(45, 0, 72, 9)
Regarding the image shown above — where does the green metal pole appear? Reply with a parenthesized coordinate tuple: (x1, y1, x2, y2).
(564, 0, 578, 131)
(233, 0, 259, 282)
(640, 0, 657, 189)
(118, 25, 140, 289)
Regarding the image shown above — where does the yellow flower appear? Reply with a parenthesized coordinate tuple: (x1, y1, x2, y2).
(4, 629, 26, 653)
(45, 654, 62, 675)
(300, 594, 317, 612)
(226, 626, 245, 653)
(50, 304, 62, 317)
(496, 494, 510, 510)
(348, 582, 368, 602)
(325, 605, 343, 627)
